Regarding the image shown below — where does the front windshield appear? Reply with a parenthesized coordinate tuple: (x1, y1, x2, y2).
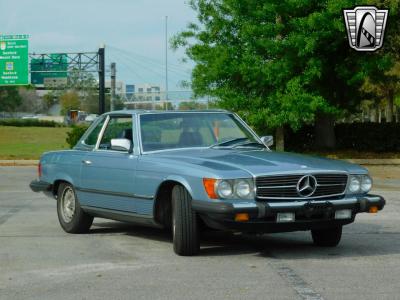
(140, 112, 260, 152)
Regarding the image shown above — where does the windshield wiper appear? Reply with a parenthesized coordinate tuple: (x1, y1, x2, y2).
(209, 137, 249, 148)
(232, 141, 266, 149)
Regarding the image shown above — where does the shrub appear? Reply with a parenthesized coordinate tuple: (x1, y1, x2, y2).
(0, 118, 63, 127)
(66, 125, 89, 148)
(284, 122, 400, 152)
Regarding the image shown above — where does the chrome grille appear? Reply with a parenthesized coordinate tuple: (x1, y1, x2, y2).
(256, 174, 348, 200)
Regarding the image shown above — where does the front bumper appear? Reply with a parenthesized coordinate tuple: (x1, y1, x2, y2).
(192, 195, 385, 233)
(30, 180, 53, 197)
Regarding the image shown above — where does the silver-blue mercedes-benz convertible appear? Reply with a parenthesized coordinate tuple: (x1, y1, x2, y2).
(30, 110, 385, 256)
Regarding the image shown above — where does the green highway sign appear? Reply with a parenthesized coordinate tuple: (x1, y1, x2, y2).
(31, 54, 68, 85)
(0, 34, 29, 85)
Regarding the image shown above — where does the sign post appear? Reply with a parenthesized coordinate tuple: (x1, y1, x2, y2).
(0, 34, 29, 86)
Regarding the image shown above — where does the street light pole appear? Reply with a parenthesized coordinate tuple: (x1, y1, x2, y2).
(98, 44, 106, 114)
(165, 16, 169, 107)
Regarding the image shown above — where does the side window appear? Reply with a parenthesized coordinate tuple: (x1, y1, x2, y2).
(82, 117, 106, 148)
(99, 116, 133, 150)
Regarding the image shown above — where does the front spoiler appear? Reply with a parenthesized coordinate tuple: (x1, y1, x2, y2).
(192, 195, 385, 232)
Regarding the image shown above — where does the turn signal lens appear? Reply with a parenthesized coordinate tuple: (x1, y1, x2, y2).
(203, 178, 217, 199)
(369, 206, 378, 213)
(235, 213, 249, 222)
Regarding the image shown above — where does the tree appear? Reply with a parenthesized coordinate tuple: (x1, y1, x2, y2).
(60, 91, 80, 115)
(17, 86, 43, 113)
(173, 0, 388, 150)
(0, 86, 22, 113)
(178, 101, 207, 110)
(68, 70, 99, 114)
(361, 0, 400, 123)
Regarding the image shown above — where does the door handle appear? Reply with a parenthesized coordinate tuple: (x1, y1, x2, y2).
(82, 160, 92, 165)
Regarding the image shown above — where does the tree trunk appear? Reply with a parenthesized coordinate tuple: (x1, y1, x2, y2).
(370, 108, 377, 122)
(275, 126, 284, 151)
(386, 93, 394, 123)
(315, 113, 336, 149)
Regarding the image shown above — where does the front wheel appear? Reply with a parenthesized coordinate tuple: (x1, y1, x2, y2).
(57, 183, 93, 233)
(311, 226, 342, 247)
(172, 185, 200, 256)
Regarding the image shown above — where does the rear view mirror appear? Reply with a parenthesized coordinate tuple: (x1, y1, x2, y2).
(110, 138, 131, 152)
(261, 136, 274, 147)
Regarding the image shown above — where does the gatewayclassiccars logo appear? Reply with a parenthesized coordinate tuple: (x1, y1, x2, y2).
(343, 6, 388, 51)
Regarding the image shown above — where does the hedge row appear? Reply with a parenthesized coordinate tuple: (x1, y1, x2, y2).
(285, 123, 400, 152)
(66, 125, 89, 148)
(0, 118, 64, 127)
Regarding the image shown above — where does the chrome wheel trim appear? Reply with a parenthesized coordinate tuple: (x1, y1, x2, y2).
(61, 187, 76, 223)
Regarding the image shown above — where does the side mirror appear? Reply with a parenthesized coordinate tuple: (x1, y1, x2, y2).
(110, 138, 131, 152)
(261, 136, 274, 147)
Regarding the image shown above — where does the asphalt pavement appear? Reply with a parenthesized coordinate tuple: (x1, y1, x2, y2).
(0, 167, 399, 300)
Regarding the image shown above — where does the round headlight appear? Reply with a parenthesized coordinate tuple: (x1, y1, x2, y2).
(349, 176, 361, 193)
(361, 175, 372, 193)
(235, 180, 251, 198)
(217, 180, 233, 198)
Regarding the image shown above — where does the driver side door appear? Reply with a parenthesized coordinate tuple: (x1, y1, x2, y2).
(78, 114, 139, 213)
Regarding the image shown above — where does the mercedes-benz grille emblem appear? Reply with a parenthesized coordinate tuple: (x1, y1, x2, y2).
(296, 175, 317, 197)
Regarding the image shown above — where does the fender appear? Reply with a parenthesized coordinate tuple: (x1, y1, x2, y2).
(163, 175, 194, 197)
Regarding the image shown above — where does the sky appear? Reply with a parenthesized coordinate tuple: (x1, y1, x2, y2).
(0, 0, 197, 91)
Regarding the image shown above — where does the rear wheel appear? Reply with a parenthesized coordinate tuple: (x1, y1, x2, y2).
(311, 226, 342, 247)
(172, 185, 200, 256)
(57, 183, 93, 233)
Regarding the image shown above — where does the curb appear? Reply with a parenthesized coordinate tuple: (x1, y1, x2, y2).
(1, 159, 400, 167)
(345, 159, 400, 165)
(0, 160, 39, 166)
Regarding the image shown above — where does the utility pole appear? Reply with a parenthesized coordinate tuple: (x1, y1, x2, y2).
(98, 45, 106, 114)
(110, 62, 116, 111)
(165, 16, 169, 106)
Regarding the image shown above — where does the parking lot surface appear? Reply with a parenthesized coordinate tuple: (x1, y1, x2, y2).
(0, 166, 399, 300)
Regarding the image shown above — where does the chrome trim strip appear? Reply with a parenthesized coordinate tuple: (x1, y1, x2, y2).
(257, 183, 346, 190)
(81, 205, 153, 219)
(76, 187, 153, 200)
(258, 185, 297, 189)
(267, 198, 358, 208)
(256, 192, 345, 200)
(232, 202, 258, 209)
(95, 115, 110, 150)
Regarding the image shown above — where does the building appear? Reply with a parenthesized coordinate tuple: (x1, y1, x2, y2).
(134, 84, 162, 102)
(105, 80, 126, 94)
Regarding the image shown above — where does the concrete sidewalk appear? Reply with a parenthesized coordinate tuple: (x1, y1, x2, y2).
(1, 159, 400, 167)
(0, 160, 39, 166)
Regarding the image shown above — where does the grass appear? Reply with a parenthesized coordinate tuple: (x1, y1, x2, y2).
(0, 126, 398, 160)
(0, 126, 71, 160)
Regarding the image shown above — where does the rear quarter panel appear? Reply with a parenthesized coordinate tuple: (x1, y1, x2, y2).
(40, 150, 87, 189)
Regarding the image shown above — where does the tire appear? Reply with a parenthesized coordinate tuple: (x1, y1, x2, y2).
(57, 182, 93, 233)
(172, 185, 200, 256)
(311, 226, 342, 247)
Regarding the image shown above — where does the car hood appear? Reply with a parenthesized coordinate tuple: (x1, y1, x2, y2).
(148, 148, 367, 177)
